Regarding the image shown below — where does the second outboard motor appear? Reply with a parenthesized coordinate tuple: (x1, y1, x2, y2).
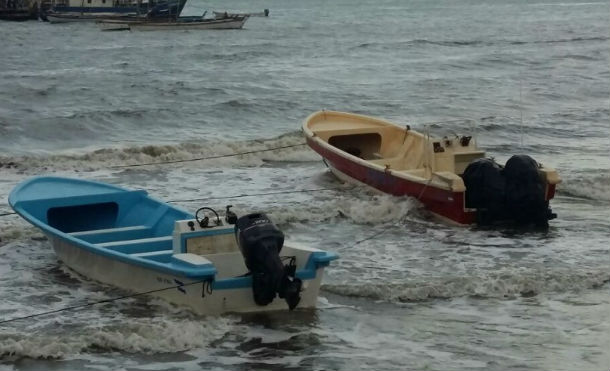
(503, 155, 552, 227)
(235, 213, 302, 310)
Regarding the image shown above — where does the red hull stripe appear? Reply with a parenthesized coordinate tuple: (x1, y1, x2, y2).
(307, 137, 476, 225)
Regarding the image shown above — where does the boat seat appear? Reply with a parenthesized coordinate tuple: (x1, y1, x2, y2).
(130, 249, 173, 262)
(69, 225, 151, 244)
(97, 236, 173, 254)
(131, 249, 173, 258)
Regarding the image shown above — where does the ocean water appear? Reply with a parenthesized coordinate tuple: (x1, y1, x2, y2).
(1, 0, 609, 369)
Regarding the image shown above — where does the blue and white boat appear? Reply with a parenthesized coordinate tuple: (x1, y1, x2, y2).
(9, 176, 337, 314)
(43, 0, 186, 22)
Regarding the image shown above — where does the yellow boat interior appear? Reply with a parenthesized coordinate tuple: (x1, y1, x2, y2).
(304, 110, 560, 191)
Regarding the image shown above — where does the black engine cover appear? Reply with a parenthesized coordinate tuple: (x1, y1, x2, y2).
(503, 155, 547, 226)
(235, 213, 302, 309)
(463, 155, 553, 227)
(462, 158, 506, 215)
(235, 213, 284, 271)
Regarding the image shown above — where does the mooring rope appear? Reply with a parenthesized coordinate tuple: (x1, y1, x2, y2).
(0, 279, 209, 326)
(110, 143, 307, 169)
(166, 187, 351, 204)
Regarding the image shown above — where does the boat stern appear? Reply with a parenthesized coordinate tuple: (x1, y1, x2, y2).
(539, 166, 561, 200)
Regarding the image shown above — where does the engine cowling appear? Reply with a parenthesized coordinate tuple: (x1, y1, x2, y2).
(235, 213, 302, 309)
(463, 155, 555, 227)
(503, 155, 549, 226)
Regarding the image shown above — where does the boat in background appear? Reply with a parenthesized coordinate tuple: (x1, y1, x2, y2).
(303, 110, 561, 227)
(0, 8, 38, 20)
(213, 8, 268, 19)
(98, 14, 248, 31)
(9, 176, 337, 315)
(0, 0, 39, 21)
(46, 12, 139, 22)
(43, 0, 185, 22)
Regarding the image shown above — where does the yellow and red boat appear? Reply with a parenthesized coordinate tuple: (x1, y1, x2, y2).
(303, 110, 561, 226)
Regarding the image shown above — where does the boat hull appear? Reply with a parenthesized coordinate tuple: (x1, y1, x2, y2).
(306, 136, 476, 225)
(0, 9, 38, 21)
(51, 235, 326, 314)
(130, 17, 247, 31)
(98, 16, 247, 31)
(97, 19, 130, 30)
(47, 13, 130, 22)
(44, 0, 186, 22)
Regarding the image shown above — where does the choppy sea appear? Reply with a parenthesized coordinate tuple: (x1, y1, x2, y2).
(1, 0, 609, 369)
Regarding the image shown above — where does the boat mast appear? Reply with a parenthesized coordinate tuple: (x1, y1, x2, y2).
(519, 70, 524, 148)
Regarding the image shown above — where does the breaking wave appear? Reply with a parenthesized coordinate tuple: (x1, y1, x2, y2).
(0, 222, 44, 247)
(323, 267, 610, 302)
(0, 131, 319, 173)
(558, 174, 610, 202)
(268, 193, 421, 226)
(354, 36, 609, 50)
(0, 316, 234, 360)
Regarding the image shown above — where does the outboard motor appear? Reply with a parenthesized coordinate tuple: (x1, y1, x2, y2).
(235, 213, 302, 310)
(462, 158, 507, 224)
(463, 155, 556, 227)
(503, 155, 553, 227)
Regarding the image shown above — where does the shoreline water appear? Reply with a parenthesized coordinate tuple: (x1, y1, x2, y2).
(1, 0, 609, 369)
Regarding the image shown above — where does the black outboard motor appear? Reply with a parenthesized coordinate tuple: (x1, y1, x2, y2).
(463, 155, 556, 227)
(462, 158, 507, 224)
(503, 155, 552, 227)
(235, 213, 302, 310)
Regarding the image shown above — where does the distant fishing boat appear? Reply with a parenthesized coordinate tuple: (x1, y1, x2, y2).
(213, 8, 268, 19)
(0, 8, 38, 20)
(9, 176, 337, 314)
(98, 14, 249, 31)
(0, 0, 39, 21)
(46, 12, 139, 22)
(303, 110, 561, 227)
(43, 0, 186, 22)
